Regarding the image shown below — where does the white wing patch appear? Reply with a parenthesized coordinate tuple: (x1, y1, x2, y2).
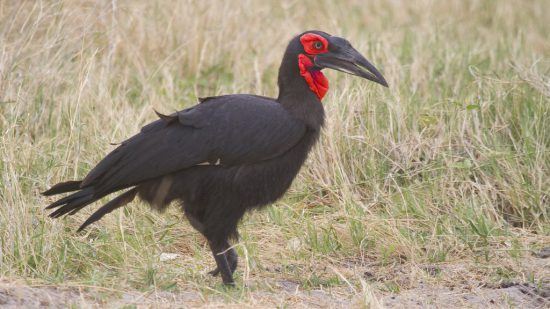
(197, 158, 221, 166)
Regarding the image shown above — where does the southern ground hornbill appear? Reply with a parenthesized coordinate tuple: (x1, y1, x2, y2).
(43, 30, 387, 285)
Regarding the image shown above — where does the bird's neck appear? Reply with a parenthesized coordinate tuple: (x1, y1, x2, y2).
(276, 52, 325, 130)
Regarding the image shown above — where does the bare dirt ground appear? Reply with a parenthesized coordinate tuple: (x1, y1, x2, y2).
(0, 279, 548, 308)
(1, 253, 548, 308)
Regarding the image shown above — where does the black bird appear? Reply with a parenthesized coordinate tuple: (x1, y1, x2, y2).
(43, 30, 387, 285)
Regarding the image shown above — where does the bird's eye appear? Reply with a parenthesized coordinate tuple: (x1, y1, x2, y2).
(313, 41, 323, 50)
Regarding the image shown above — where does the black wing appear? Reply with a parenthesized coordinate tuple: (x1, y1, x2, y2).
(81, 95, 306, 194)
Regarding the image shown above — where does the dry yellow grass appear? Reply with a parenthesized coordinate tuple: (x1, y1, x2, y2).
(0, 0, 549, 307)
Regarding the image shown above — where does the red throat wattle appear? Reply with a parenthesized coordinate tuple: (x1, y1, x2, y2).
(298, 54, 328, 100)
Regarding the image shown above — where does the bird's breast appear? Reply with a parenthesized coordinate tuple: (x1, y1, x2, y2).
(185, 131, 320, 210)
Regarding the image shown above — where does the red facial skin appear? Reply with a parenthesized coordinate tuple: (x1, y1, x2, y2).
(298, 54, 328, 100)
(300, 33, 329, 54)
(298, 33, 329, 100)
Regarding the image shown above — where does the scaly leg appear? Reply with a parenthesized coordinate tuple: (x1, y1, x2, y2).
(208, 240, 234, 285)
(208, 244, 238, 276)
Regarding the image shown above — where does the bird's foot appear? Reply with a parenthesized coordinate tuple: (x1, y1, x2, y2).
(208, 267, 220, 276)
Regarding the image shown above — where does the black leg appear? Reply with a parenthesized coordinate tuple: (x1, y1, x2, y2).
(185, 212, 238, 283)
(208, 241, 234, 285)
(227, 247, 238, 273)
(208, 246, 238, 276)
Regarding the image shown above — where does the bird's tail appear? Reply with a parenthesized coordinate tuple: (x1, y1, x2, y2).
(77, 188, 137, 232)
(42, 180, 83, 196)
(44, 183, 97, 218)
(43, 181, 137, 231)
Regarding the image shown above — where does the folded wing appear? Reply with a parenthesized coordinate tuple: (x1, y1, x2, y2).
(81, 95, 306, 195)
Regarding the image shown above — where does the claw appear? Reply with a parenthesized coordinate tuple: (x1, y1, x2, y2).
(208, 268, 220, 276)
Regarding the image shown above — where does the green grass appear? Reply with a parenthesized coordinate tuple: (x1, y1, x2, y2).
(0, 0, 548, 306)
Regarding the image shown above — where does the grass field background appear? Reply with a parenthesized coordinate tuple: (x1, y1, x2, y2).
(0, 0, 548, 307)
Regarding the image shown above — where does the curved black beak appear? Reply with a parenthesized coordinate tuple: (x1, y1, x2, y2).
(314, 41, 388, 87)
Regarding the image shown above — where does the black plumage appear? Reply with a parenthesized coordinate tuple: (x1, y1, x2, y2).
(43, 30, 387, 285)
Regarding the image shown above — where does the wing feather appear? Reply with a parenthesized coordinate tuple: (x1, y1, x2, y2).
(82, 95, 305, 194)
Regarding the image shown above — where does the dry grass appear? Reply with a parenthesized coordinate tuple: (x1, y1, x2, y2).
(0, 0, 549, 307)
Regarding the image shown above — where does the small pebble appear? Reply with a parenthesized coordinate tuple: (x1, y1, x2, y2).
(159, 252, 180, 262)
(363, 271, 375, 279)
(533, 247, 550, 259)
(422, 265, 441, 276)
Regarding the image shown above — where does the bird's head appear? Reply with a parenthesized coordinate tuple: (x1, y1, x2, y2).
(281, 30, 388, 100)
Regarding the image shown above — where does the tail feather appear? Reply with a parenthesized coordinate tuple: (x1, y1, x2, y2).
(44, 178, 139, 231)
(68, 204, 89, 216)
(49, 191, 96, 218)
(45, 188, 92, 210)
(42, 180, 82, 196)
(77, 188, 137, 232)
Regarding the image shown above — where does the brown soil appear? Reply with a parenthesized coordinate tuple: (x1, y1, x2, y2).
(0, 280, 547, 308)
